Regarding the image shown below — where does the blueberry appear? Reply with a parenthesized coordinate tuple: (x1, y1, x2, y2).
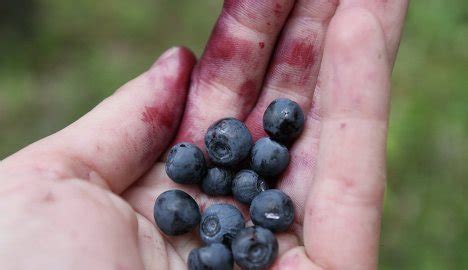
(165, 142, 206, 184)
(250, 189, 294, 232)
(205, 118, 253, 167)
(231, 226, 278, 270)
(251, 137, 290, 177)
(200, 203, 245, 245)
(263, 98, 305, 143)
(153, 190, 200, 236)
(232, 170, 268, 204)
(201, 167, 234, 196)
(188, 243, 233, 270)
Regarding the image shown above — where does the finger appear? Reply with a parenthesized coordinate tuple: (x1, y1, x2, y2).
(245, 0, 338, 140)
(174, 0, 295, 146)
(303, 8, 390, 269)
(272, 0, 408, 232)
(245, 0, 338, 226)
(0, 47, 196, 193)
(341, 0, 409, 63)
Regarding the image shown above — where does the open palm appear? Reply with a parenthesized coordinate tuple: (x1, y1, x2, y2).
(0, 1, 408, 269)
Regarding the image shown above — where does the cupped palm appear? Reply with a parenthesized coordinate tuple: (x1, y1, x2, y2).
(0, 1, 408, 269)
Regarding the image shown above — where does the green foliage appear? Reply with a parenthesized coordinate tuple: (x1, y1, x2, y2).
(1, 1, 467, 268)
(382, 1, 468, 269)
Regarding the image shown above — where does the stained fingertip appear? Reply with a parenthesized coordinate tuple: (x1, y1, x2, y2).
(151, 46, 196, 70)
(138, 47, 197, 166)
(223, 0, 294, 33)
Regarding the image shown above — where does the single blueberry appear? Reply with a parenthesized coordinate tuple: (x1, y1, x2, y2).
(201, 167, 234, 196)
(263, 98, 305, 143)
(231, 226, 278, 270)
(205, 118, 253, 167)
(153, 189, 200, 236)
(200, 203, 245, 245)
(232, 170, 268, 205)
(251, 137, 290, 177)
(188, 243, 233, 270)
(165, 142, 206, 184)
(250, 189, 294, 232)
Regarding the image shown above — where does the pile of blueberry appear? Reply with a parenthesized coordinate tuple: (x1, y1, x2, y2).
(153, 98, 305, 270)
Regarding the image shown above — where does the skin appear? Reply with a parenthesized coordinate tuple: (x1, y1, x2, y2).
(0, 0, 408, 269)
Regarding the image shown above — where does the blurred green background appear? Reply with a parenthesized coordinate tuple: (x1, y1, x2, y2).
(1, 0, 467, 268)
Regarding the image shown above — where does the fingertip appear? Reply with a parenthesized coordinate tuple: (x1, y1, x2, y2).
(327, 7, 387, 60)
(175, 46, 197, 62)
(170, 46, 197, 72)
(321, 7, 391, 120)
(147, 46, 197, 98)
(151, 46, 197, 72)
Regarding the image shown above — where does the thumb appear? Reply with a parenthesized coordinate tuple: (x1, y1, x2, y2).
(1, 47, 196, 193)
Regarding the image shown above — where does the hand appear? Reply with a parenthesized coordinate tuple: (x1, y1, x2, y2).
(0, 1, 408, 269)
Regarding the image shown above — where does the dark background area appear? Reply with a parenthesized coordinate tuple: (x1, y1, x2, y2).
(0, 1, 467, 268)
